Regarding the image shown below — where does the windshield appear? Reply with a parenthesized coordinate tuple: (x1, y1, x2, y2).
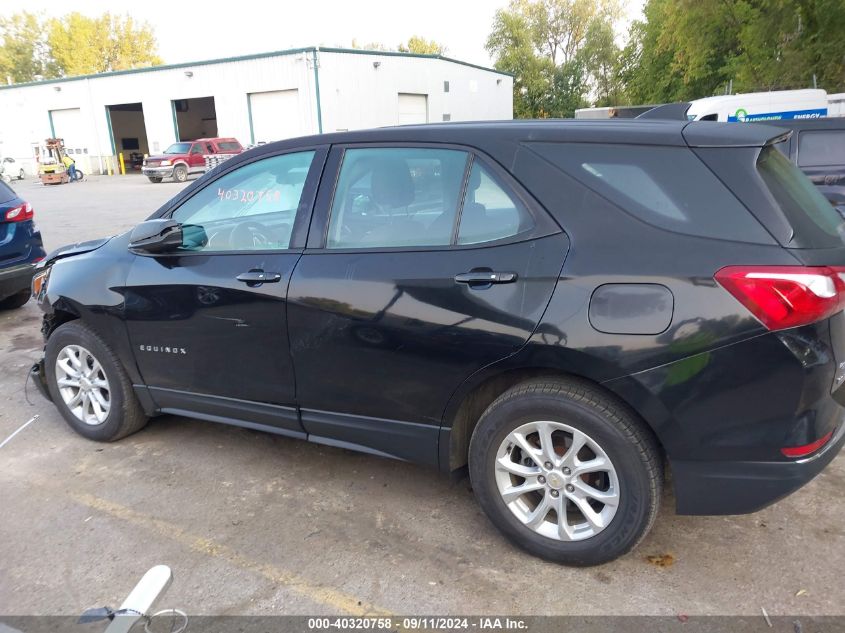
(164, 143, 192, 154)
(757, 145, 845, 247)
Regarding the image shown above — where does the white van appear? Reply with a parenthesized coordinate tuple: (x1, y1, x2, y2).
(686, 89, 828, 122)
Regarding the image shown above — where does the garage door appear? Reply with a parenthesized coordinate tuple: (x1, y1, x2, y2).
(248, 90, 301, 144)
(398, 93, 428, 125)
(50, 108, 85, 148)
(50, 107, 91, 172)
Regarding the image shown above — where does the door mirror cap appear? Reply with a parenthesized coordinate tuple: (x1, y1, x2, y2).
(129, 219, 183, 254)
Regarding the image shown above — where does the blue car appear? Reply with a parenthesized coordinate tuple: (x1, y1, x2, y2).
(0, 180, 45, 309)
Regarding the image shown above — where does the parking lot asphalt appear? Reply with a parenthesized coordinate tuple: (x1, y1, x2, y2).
(1, 174, 844, 617)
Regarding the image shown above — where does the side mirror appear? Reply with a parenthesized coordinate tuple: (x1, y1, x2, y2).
(129, 219, 183, 254)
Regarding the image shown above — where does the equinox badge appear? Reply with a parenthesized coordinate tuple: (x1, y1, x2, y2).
(139, 345, 187, 355)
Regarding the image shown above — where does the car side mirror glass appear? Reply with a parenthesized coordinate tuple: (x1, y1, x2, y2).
(128, 219, 184, 254)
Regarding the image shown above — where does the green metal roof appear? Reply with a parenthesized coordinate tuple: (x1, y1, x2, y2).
(0, 46, 511, 91)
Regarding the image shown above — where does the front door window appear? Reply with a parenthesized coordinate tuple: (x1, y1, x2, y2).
(171, 151, 315, 251)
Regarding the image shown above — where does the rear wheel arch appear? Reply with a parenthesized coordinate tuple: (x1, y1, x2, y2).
(443, 367, 665, 473)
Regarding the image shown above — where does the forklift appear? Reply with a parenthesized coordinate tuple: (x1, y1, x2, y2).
(36, 138, 77, 185)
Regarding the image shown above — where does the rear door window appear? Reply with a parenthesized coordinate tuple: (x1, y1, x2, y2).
(457, 161, 533, 244)
(527, 142, 772, 243)
(797, 131, 845, 167)
(756, 145, 845, 246)
(326, 147, 468, 248)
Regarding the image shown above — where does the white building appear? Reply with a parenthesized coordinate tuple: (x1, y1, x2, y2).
(0, 47, 513, 175)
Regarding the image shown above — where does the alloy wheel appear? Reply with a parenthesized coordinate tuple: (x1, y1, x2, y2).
(494, 420, 620, 541)
(55, 344, 111, 426)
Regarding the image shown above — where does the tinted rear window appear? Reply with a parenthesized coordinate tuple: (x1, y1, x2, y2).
(0, 180, 16, 204)
(798, 131, 845, 167)
(217, 141, 241, 151)
(757, 145, 845, 247)
(527, 142, 772, 243)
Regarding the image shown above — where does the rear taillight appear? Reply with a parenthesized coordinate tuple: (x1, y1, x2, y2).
(715, 265, 845, 331)
(4, 202, 34, 222)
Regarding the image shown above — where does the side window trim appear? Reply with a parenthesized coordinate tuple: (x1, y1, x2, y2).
(155, 145, 328, 255)
(308, 142, 560, 252)
(449, 154, 475, 246)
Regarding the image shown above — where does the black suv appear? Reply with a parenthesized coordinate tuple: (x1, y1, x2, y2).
(31, 121, 845, 565)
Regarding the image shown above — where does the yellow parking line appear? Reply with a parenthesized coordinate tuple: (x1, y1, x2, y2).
(70, 491, 392, 616)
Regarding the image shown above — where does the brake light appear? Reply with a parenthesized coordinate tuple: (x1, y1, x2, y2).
(4, 202, 34, 222)
(781, 429, 835, 458)
(715, 265, 845, 331)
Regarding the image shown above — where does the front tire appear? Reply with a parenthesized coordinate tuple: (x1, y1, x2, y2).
(45, 321, 148, 441)
(172, 165, 187, 182)
(147, 176, 163, 183)
(469, 378, 662, 566)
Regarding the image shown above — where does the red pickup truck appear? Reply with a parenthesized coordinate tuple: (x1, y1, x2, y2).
(142, 137, 243, 183)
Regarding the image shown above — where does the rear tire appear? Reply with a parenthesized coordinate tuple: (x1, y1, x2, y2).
(0, 289, 30, 310)
(172, 165, 187, 182)
(147, 177, 163, 183)
(469, 378, 662, 566)
(45, 321, 148, 442)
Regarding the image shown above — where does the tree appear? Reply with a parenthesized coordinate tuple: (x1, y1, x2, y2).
(398, 36, 446, 55)
(623, 0, 845, 103)
(350, 39, 390, 52)
(0, 12, 56, 83)
(1, 11, 161, 83)
(486, 0, 619, 117)
(578, 17, 623, 106)
(351, 36, 446, 55)
(47, 12, 162, 77)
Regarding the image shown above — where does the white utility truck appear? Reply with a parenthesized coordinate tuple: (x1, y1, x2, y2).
(686, 89, 829, 122)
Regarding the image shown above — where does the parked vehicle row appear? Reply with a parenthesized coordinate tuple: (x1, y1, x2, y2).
(29, 120, 845, 565)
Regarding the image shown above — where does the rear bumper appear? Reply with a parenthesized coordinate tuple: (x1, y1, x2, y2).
(0, 262, 35, 299)
(672, 421, 845, 514)
(605, 320, 845, 515)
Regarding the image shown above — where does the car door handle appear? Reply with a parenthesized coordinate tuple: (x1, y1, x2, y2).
(454, 271, 518, 284)
(236, 271, 282, 283)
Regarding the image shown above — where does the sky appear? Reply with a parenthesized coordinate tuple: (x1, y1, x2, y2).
(4, 0, 646, 68)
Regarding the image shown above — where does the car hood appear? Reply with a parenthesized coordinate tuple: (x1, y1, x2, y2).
(40, 237, 112, 267)
(146, 155, 185, 162)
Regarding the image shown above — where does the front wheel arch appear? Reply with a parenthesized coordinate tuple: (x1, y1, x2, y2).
(45, 320, 148, 441)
